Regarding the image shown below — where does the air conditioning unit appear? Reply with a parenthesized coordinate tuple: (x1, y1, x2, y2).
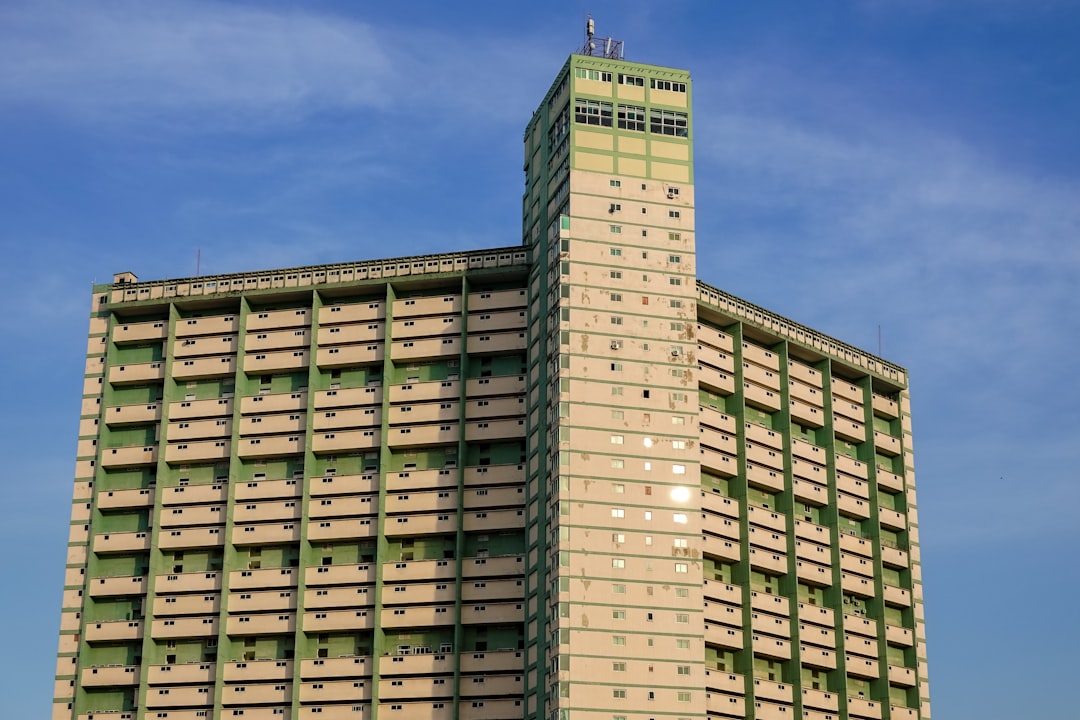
(610, 340, 622, 350)
(671, 348, 682, 356)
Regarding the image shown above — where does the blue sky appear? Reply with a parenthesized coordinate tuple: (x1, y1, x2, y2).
(1, 1, 1078, 717)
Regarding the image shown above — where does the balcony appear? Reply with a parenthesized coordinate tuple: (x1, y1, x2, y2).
(798, 645, 836, 670)
(151, 616, 218, 639)
(154, 594, 219, 616)
(80, 665, 138, 687)
(383, 559, 456, 583)
(705, 623, 742, 650)
(108, 362, 165, 385)
(383, 513, 458, 537)
(888, 664, 917, 687)
(299, 655, 371, 680)
(235, 478, 301, 501)
(311, 429, 380, 454)
(835, 453, 869, 479)
(243, 349, 308, 374)
(464, 419, 525, 442)
(226, 613, 296, 636)
(162, 483, 227, 505)
(883, 584, 911, 607)
(238, 414, 304, 436)
(700, 447, 737, 477)
(885, 624, 914, 647)
(147, 662, 215, 685)
(789, 399, 825, 428)
(875, 467, 904, 493)
(143, 684, 215, 708)
(390, 380, 459, 403)
(159, 505, 225, 527)
(317, 323, 384, 346)
(837, 493, 870, 520)
(743, 381, 781, 412)
(85, 620, 142, 642)
(230, 567, 298, 590)
(104, 403, 161, 426)
(466, 331, 526, 355)
(465, 375, 525, 398)
(304, 585, 376, 609)
(155, 571, 221, 593)
(97, 488, 154, 511)
(319, 301, 385, 324)
(175, 315, 240, 337)
(313, 385, 382, 410)
(801, 688, 839, 712)
(872, 393, 899, 419)
(157, 527, 226, 551)
(307, 518, 378, 542)
(299, 679, 371, 703)
(752, 634, 791, 660)
(94, 531, 151, 554)
(873, 431, 901, 457)
(463, 463, 524, 487)
(165, 440, 229, 464)
(845, 655, 880, 680)
(303, 609, 375, 632)
(172, 355, 237, 381)
(237, 435, 305, 459)
(89, 575, 147, 597)
(753, 679, 793, 704)
(316, 343, 384, 368)
(459, 650, 523, 674)
(460, 601, 523, 625)
(100, 445, 157, 469)
(170, 397, 233, 420)
(313, 407, 381, 431)
(308, 495, 377, 519)
(881, 544, 909, 569)
(846, 696, 882, 719)
(879, 508, 906, 531)
(241, 391, 307, 415)
(462, 509, 526, 532)
(231, 523, 301, 545)
(385, 469, 456, 493)
(228, 589, 297, 613)
(387, 423, 460, 448)
(233, 501, 302, 524)
(798, 602, 834, 627)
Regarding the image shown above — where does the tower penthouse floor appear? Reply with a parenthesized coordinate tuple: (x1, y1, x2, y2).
(54, 43, 929, 720)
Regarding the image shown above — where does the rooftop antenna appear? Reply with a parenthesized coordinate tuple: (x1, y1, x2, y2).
(581, 15, 624, 59)
(196, 247, 201, 278)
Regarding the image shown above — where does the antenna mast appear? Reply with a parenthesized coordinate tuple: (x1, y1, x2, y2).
(581, 15, 624, 59)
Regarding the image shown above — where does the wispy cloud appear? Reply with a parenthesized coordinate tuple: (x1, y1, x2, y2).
(692, 64, 1080, 547)
(0, 0, 393, 126)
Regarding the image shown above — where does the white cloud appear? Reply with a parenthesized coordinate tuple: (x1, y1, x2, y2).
(0, 0, 393, 125)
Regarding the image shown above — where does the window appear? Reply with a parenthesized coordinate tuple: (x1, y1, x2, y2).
(610, 293, 622, 302)
(651, 78, 687, 92)
(609, 247, 622, 256)
(669, 255, 681, 263)
(613, 483, 625, 493)
(619, 73, 644, 86)
(611, 508, 625, 518)
(575, 68, 612, 82)
(650, 108, 689, 137)
(613, 583, 626, 593)
(676, 613, 689, 623)
(612, 558, 625, 568)
(675, 563, 688, 573)
(613, 689, 627, 699)
(575, 98, 613, 126)
(617, 104, 646, 131)
(672, 440, 686, 450)
(610, 270, 622, 279)
(673, 464, 686, 474)
(609, 225, 622, 234)
(673, 538, 688, 548)
(673, 513, 688, 524)
(677, 692, 691, 702)
(612, 534, 625, 544)
(610, 435, 624, 445)
(611, 458, 624, 468)
(612, 636, 626, 646)
(610, 179, 622, 188)
(613, 661, 627, 671)
(669, 210, 682, 219)
(677, 639, 690, 649)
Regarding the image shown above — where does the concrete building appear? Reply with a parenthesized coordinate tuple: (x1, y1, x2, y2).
(54, 42, 929, 720)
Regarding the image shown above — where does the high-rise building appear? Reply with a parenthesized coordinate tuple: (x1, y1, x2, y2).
(54, 37, 929, 720)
